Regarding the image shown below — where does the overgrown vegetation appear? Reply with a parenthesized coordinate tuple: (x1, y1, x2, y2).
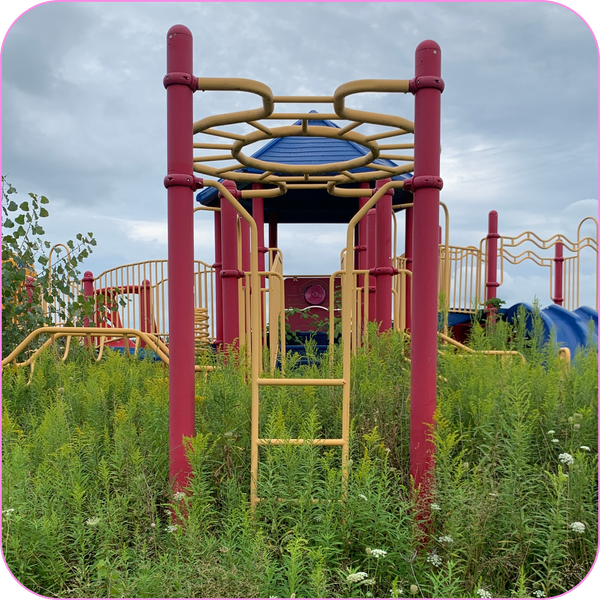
(2, 319, 597, 598)
(2, 177, 99, 358)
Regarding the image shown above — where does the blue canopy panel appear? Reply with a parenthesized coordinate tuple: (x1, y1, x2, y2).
(195, 114, 412, 224)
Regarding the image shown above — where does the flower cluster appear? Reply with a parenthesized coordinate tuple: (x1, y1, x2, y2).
(533, 591, 546, 598)
(558, 453, 574, 466)
(438, 535, 454, 544)
(547, 430, 555, 435)
(569, 522, 585, 533)
(551, 439, 559, 444)
(359, 494, 368, 501)
(347, 572, 368, 583)
(580, 446, 590, 452)
(369, 548, 387, 558)
(2, 508, 16, 516)
(85, 517, 100, 526)
(477, 588, 492, 598)
(427, 553, 443, 567)
(430, 503, 441, 511)
(173, 491, 186, 502)
(165, 524, 178, 533)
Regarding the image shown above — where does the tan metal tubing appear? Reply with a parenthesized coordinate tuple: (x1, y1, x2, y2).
(202, 179, 262, 506)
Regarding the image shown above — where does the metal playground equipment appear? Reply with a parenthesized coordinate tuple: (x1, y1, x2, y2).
(3, 26, 598, 504)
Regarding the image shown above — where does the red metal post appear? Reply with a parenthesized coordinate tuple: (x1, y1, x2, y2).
(241, 216, 251, 277)
(213, 208, 223, 347)
(366, 208, 377, 321)
(485, 210, 500, 303)
(356, 182, 371, 300)
(252, 184, 266, 326)
(553, 241, 564, 307)
(375, 178, 394, 331)
(139, 279, 152, 347)
(220, 180, 240, 347)
(404, 204, 413, 332)
(165, 25, 196, 490)
(268, 214, 278, 251)
(82, 271, 94, 327)
(409, 40, 443, 492)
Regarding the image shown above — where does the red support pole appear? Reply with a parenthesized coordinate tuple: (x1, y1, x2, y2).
(268, 213, 278, 250)
(139, 279, 152, 347)
(213, 208, 223, 347)
(409, 40, 443, 493)
(366, 208, 377, 321)
(356, 182, 371, 302)
(405, 204, 413, 333)
(375, 178, 394, 331)
(220, 180, 240, 347)
(165, 25, 196, 491)
(485, 210, 500, 302)
(82, 270, 94, 327)
(252, 184, 266, 325)
(553, 241, 564, 307)
(241, 216, 251, 277)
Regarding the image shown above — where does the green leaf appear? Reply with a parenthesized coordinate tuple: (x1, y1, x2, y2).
(7, 186, 16, 194)
(38, 255, 48, 266)
(19, 202, 29, 211)
(4, 219, 14, 228)
(67, 240, 74, 250)
(33, 225, 45, 235)
(40, 195, 49, 204)
(14, 214, 25, 225)
(7, 201, 18, 212)
(39, 207, 49, 218)
(15, 225, 26, 238)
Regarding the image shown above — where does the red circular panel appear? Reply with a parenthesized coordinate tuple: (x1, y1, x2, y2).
(304, 284, 326, 305)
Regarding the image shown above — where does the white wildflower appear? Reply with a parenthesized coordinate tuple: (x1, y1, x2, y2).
(551, 439, 559, 444)
(430, 503, 441, 511)
(547, 430, 555, 435)
(427, 553, 442, 567)
(173, 491, 186, 502)
(477, 588, 492, 598)
(165, 524, 178, 533)
(150, 523, 156, 528)
(85, 517, 100, 526)
(314, 514, 323, 522)
(369, 548, 387, 558)
(347, 571, 368, 583)
(2, 508, 16, 516)
(362, 578, 376, 585)
(438, 535, 454, 544)
(561, 473, 569, 478)
(359, 494, 368, 501)
(573, 423, 581, 431)
(558, 452, 574, 466)
(569, 521, 585, 533)
(533, 591, 546, 598)
(580, 446, 590, 452)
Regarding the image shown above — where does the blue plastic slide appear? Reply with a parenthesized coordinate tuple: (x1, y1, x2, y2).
(503, 303, 598, 359)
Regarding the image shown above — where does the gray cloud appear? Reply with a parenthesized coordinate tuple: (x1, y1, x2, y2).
(1, 1, 597, 307)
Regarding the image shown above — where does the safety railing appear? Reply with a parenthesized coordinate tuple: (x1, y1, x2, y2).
(85, 259, 215, 340)
(485, 217, 598, 311)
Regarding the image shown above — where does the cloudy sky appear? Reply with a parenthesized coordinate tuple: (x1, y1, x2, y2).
(1, 0, 598, 312)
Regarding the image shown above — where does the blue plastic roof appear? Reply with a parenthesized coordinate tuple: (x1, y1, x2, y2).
(196, 112, 410, 207)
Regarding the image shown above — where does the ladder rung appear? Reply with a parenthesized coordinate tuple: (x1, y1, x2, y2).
(257, 378, 345, 386)
(258, 438, 344, 446)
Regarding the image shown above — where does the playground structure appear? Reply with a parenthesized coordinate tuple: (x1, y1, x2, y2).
(3, 27, 598, 504)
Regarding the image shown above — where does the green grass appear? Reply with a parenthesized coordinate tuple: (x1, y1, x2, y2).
(2, 321, 597, 598)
